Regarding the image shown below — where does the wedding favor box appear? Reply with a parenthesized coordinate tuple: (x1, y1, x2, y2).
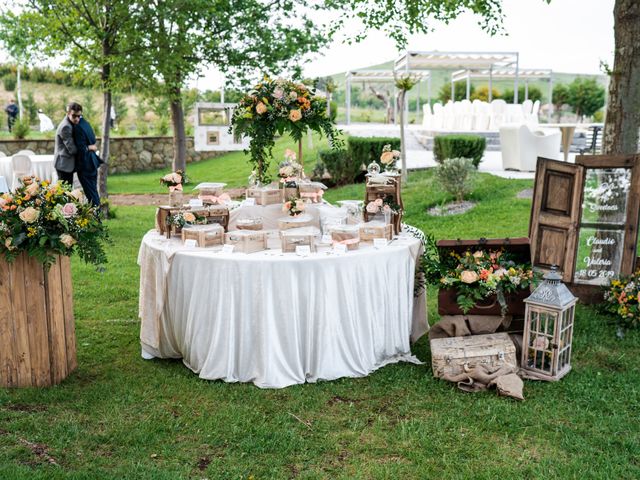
(430, 333, 517, 379)
(206, 204, 230, 231)
(329, 224, 360, 250)
(236, 217, 263, 230)
(280, 226, 320, 253)
(224, 230, 268, 253)
(181, 224, 224, 247)
(194, 182, 226, 199)
(278, 213, 313, 231)
(298, 182, 326, 203)
(246, 187, 282, 206)
(359, 221, 393, 241)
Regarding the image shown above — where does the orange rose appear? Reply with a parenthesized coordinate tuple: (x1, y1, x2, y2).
(289, 109, 302, 122)
(460, 270, 479, 284)
(256, 102, 267, 115)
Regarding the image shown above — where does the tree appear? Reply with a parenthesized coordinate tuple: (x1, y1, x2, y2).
(438, 82, 475, 103)
(127, 0, 328, 172)
(566, 78, 606, 121)
(552, 83, 571, 122)
(501, 85, 543, 104)
(16, 0, 139, 208)
(471, 85, 500, 102)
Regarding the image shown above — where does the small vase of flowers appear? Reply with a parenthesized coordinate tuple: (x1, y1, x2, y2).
(160, 170, 189, 207)
(283, 197, 305, 217)
(379, 144, 401, 173)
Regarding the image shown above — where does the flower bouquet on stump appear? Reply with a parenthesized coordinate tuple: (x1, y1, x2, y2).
(160, 170, 188, 207)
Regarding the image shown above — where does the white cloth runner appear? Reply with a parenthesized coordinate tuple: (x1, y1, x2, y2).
(137, 230, 428, 388)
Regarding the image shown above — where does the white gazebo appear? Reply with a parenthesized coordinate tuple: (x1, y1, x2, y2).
(344, 69, 429, 125)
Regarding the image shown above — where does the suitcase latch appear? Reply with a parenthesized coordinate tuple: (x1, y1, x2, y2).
(445, 355, 452, 364)
(498, 351, 505, 361)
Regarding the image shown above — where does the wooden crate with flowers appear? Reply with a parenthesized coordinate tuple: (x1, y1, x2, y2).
(424, 237, 534, 317)
(364, 174, 403, 234)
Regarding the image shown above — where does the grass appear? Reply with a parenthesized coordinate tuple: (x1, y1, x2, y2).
(1, 161, 640, 479)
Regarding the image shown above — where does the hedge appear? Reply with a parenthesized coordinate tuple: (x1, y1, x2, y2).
(316, 148, 360, 185)
(433, 134, 486, 168)
(347, 136, 401, 171)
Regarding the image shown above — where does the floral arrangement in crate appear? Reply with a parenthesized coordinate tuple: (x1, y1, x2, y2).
(0, 178, 109, 268)
(230, 76, 342, 184)
(424, 236, 535, 314)
(602, 272, 640, 332)
(166, 211, 207, 229)
(282, 197, 305, 217)
(160, 170, 189, 191)
(379, 144, 401, 172)
(278, 149, 304, 186)
(366, 194, 400, 215)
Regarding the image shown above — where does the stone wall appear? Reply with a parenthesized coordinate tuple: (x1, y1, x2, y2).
(0, 136, 221, 173)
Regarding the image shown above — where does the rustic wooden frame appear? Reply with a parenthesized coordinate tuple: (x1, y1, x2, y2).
(363, 174, 404, 234)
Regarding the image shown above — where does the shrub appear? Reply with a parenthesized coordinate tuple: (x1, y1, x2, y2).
(2, 74, 16, 91)
(154, 116, 170, 136)
(24, 91, 38, 125)
(347, 136, 400, 172)
(318, 148, 361, 185)
(433, 134, 486, 168)
(12, 117, 31, 140)
(435, 157, 477, 203)
(136, 121, 150, 136)
(329, 101, 337, 122)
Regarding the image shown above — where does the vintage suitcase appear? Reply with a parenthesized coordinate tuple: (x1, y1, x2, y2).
(280, 227, 320, 253)
(436, 237, 532, 316)
(246, 187, 282, 206)
(224, 230, 268, 253)
(359, 221, 393, 241)
(430, 332, 518, 379)
(181, 224, 225, 247)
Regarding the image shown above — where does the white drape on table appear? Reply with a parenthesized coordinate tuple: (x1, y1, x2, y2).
(138, 231, 428, 388)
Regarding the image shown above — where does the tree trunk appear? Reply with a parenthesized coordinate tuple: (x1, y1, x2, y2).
(16, 64, 23, 119)
(399, 90, 408, 184)
(603, 0, 640, 155)
(98, 56, 112, 211)
(170, 92, 187, 172)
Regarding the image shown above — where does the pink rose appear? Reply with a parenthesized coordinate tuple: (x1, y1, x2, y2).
(297, 201, 305, 211)
(460, 270, 479, 284)
(25, 182, 40, 196)
(289, 109, 302, 122)
(366, 202, 379, 213)
(61, 202, 78, 218)
(374, 198, 383, 207)
(289, 91, 298, 100)
(256, 102, 267, 114)
(283, 202, 291, 212)
(60, 233, 76, 248)
(273, 88, 284, 99)
(284, 148, 296, 161)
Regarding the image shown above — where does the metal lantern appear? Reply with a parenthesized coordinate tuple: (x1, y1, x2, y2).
(522, 267, 577, 381)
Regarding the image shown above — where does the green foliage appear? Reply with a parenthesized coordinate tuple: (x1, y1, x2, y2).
(136, 121, 150, 136)
(329, 100, 338, 122)
(81, 92, 100, 133)
(111, 94, 128, 128)
(347, 136, 400, 173)
(501, 85, 543, 103)
(317, 148, 358, 185)
(552, 83, 571, 109)
(433, 134, 486, 168)
(438, 82, 475, 103)
(154, 116, 170, 136)
(23, 91, 38, 124)
(568, 78, 606, 119)
(42, 92, 58, 120)
(593, 109, 605, 123)
(471, 85, 500, 102)
(434, 157, 477, 203)
(11, 117, 30, 139)
(2, 74, 16, 91)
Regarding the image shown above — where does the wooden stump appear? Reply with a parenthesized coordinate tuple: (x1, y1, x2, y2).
(0, 253, 76, 387)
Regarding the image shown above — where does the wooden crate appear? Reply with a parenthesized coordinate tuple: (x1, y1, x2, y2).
(281, 227, 320, 253)
(436, 238, 531, 316)
(0, 253, 76, 387)
(246, 187, 282, 206)
(359, 222, 393, 241)
(330, 225, 360, 250)
(430, 332, 517, 379)
(156, 205, 229, 238)
(278, 214, 313, 231)
(363, 174, 403, 234)
(224, 230, 268, 253)
(181, 224, 225, 247)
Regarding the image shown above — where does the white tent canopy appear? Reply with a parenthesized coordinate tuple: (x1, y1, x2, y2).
(451, 68, 552, 103)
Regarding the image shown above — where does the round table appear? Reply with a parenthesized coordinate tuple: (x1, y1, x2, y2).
(0, 155, 57, 184)
(138, 230, 428, 388)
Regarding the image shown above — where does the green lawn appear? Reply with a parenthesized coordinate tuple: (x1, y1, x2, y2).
(1, 162, 639, 479)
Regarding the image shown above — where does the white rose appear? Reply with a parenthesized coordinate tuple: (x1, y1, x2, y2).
(70, 189, 84, 201)
(60, 233, 77, 248)
(19, 207, 40, 223)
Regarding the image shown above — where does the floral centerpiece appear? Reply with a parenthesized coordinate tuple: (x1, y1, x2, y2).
(602, 272, 640, 332)
(230, 76, 342, 184)
(278, 149, 304, 186)
(166, 211, 207, 230)
(0, 178, 109, 268)
(366, 195, 400, 224)
(424, 237, 535, 315)
(161, 170, 189, 207)
(379, 144, 401, 172)
(283, 197, 305, 217)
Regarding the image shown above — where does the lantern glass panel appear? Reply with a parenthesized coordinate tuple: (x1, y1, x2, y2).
(527, 308, 557, 373)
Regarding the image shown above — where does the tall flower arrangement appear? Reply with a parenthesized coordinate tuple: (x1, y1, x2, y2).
(0, 178, 109, 268)
(231, 76, 342, 184)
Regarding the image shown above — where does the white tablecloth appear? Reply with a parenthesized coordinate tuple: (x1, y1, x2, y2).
(0, 155, 57, 183)
(138, 230, 428, 388)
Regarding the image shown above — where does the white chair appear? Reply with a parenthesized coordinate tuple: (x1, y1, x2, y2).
(11, 154, 33, 190)
(17, 149, 36, 156)
(506, 104, 525, 124)
(422, 103, 433, 129)
(443, 101, 456, 130)
(499, 124, 562, 171)
(432, 102, 445, 130)
(0, 151, 6, 157)
(0, 176, 8, 193)
(457, 99, 473, 131)
(489, 99, 507, 130)
(472, 100, 490, 131)
(527, 100, 541, 124)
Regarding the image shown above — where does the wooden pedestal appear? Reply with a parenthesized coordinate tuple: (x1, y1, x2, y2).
(0, 254, 77, 387)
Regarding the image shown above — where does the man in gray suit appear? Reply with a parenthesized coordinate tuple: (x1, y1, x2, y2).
(54, 102, 82, 185)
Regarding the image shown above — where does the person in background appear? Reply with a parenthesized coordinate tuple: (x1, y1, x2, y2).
(73, 114, 101, 207)
(54, 102, 82, 186)
(110, 105, 116, 129)
(4, 99, 18, 132)
(38, 108, 55, 132)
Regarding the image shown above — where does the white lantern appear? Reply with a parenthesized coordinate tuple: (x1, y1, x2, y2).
(522, 267, 577, 381)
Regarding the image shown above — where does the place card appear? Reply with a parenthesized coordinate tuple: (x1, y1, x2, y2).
(184, 239, 198, 248)
(373, 238, 389, 249)
(295, 245, 311, 257)
(321, 234, 332, 244)
(242, 198, 256, 207)
(189, 198, 204, 208)
(333, 243, 348, 255)
(221, 244, 235, 254)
